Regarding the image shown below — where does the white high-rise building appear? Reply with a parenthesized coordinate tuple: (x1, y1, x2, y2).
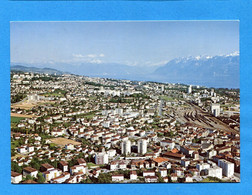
(207, 166, 222, 179)
(218, 159, 234, 177)
(211, 103, 221, 117)
(188, 85, 192, 94)
(161, 85, 165, 92)
(138, 139, 147, 155)
(95, 152, 109, 164)
(115, 108, 123, 115)
(121, 140, 131, 155)
(210, 89, 215, 97)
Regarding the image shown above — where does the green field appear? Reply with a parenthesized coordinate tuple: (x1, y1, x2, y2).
(84, 113, 95, 119)
(89, 96, 97, 100)
(77, 111, 98, 119)
(42, 89, 67, 97)
(42, 92, 64, 97)
(200, 177, 232, 183)
(11, 116, 25, 123)
(87, 162, 105, 168)
(160, 95, 175, 101)
(87, 162, 97, 168)
(11, 139, 21, 150)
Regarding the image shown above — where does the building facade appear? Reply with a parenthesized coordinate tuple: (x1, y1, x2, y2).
(121, 140, 131, 155)
(138, 139, 147, 155)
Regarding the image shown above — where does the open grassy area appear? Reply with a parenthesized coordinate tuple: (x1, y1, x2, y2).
(160, 95, 175, 101)
(42, 89, 67, 97)
(11, 116, 25, 123)
(87, 162, 97, 168)
(200, 177, 231, 183)
(83, 113, 95, 119)
(11, 140, 20, 150)
(49, 143, 58, 148)
(42, 92, 64, 97)
(89, 96, 97, 100)
(87, 162, 104, 169)
(200, 178, 214, 182)
(77, 111, 98, 119)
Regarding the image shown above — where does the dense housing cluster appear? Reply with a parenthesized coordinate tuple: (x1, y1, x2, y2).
(11, 71, 240, 184)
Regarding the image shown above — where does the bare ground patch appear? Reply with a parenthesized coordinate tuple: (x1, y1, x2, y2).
(11, 100, 54, 110)
(11, 101, 38, 110)
(11, 113, 36, 118)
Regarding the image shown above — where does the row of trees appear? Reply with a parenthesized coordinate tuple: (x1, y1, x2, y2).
(11, 93, 27, 103)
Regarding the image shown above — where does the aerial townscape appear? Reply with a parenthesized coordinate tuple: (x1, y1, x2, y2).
(10, 70, 240, 184)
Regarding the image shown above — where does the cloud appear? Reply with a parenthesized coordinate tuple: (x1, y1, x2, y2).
(72, 53, 104, 64)
(123, 60, 169, 67)
(72, 54, 85, 58)
(87, 54, 97, 58)
(73, 53, 105, 59)
(147, 60, 169, 67)
(123, 61, 139, 66)
(90, 59, 102, 64)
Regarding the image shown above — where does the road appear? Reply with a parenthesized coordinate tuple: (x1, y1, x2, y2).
(113, 154, 121, 161)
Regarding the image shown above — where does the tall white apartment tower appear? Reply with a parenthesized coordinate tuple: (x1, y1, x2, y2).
(211, 103, 221, 117)
(121, 140, 131, 155)
(161, 85, 165, 92)
(138, 139, 147, 155)
(210, 89, 215, 96)
(188, 85, 192, 94)
(218, 159, 234, 177)
(95, 152, 109, 164)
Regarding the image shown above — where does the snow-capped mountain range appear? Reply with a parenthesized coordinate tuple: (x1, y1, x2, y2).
(11, 52, 239, 88)
(153, 52, 239, 88)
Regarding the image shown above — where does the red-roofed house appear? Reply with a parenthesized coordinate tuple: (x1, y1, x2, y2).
(143, 170, 155, 177)
(58, 161, 68, 172)
(11, 171, 22, 183)
(112, 174, 124, 182)
(23, 167, 38, 178)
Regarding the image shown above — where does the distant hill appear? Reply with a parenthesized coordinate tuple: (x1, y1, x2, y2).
(10, 65, 70, 75)
(51, 62, 152, 80)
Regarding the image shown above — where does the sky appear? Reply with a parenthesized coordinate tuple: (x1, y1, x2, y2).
(10, 21, 239, 68)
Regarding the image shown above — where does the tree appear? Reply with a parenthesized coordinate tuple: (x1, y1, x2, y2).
(82, 177, 92, 183)
(87, 154, 93, 162)
(11, 161, 22, 173)
(11, 149, 16, 157)
(68, 158, 77, 168)
(156, 172, 164, 183)
(51, 160, 58, 169)
(97, 173, 112, 183)
(37, 172, 46, 183)
(31, 161, 40, 170)
(82, 139, 91, 147)
(24, 175, 33, 181)
(136, 169, 143, 176)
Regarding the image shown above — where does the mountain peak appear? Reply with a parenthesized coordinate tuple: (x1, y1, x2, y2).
(154, 53, 239, 88)
(224, 51, 239, 57)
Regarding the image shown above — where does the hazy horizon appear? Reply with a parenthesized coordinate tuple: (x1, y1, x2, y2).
(10, 21, 240, 88)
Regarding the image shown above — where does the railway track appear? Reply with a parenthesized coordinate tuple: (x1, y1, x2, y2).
(185, 101, 239, 134)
